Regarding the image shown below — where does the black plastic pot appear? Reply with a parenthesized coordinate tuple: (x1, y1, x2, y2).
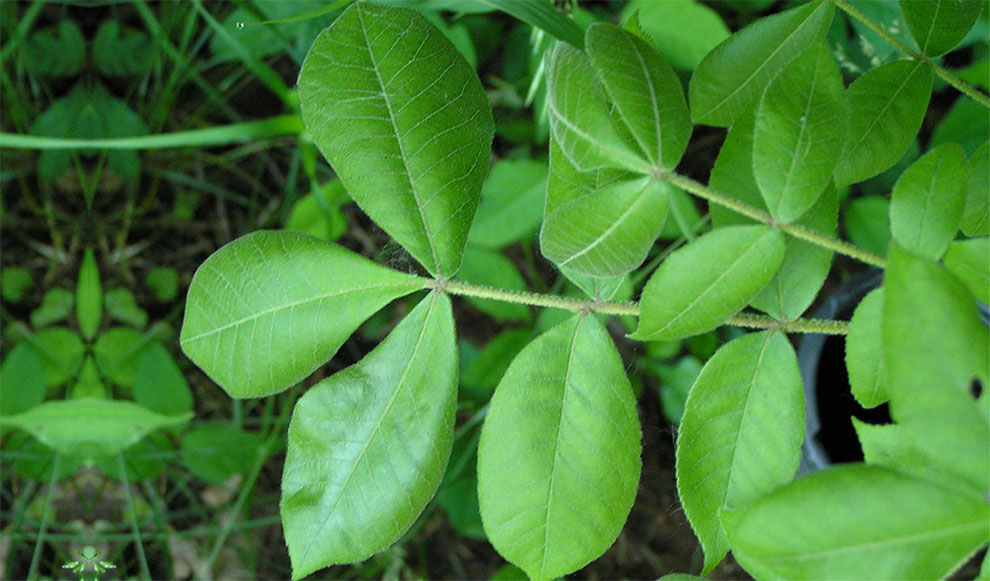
(797, 269, 990, 474)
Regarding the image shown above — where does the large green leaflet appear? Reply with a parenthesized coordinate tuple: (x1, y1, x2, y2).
(180, 231, 424, 398)
(962, 141, 988, 236)
(545, 42, 650, 174)
(710, 109, 836, 320)
(478, 315, 641, 581)
(723, 465, 989, 580)
(297, 2, 494, 276)
(834, 61, 933, 186)
(1, 398, 191, 459)
(541, 140, 670, 277)
(688, 0, 834, 127)
(676, 331, 804, 573)
(753, 41, 845, 223)
(585, 22, 692, 171)
(634, 225, 785, 341)
(845, 288, 888, 408)
(889, 144, 968, 260)
(883, 244, 989, 423)
(0, 343, 46, 417)
(281, 293, 457, 579)
(899, 0, 984, 57)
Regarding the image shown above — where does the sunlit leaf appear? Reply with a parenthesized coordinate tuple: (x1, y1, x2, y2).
(478, 315, 641, 580)
(298, 2, 494, 276)
(180, 231, 424, 398)
(281, 293, 457, 579)
(676, 331, 803, 573)
(634, 226, 785, 341)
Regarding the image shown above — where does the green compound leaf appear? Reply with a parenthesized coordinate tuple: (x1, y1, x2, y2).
(281, 293, 457, 579)
(900, 0, 984, 57)
(541, 140, 669, 277)
(890, 144, 968, 260)
(944, 237, 990, 305)
(76, 249, 103, 341)
(586, 22, 692, 171)
(846, 288, 888, 408)
(834, 61, 932, 187)
(633, 225, 785, 341)
(676, 331, 803, 574)
(723, 465, 988, 580)
(620, 0, 729, 71)
(962, 140, 989, 236)
(180, 231, 424, 399)
(478, 315, 641, 581)
(298, 2, 494, 276)
(467, 159, 548, 249)
(545, 42, 651, 174)
(1, 398, 191, 459)
(688, 0, 834, 127)
(753, 41, 846, 223)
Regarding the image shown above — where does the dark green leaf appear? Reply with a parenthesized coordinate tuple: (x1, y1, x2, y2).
(844, 196, 892, 257)
(93, 21, 154, 77)
(834, 61, 932, 186)
(890, 144, 968, 260)
(900, 0, 984, 56)
(723, 465, 988, 580)
(133, 342, 193, 416)
(634, 226, 785, 341)
(298, 2, 494, 276)
(929, 97, 990, 156)
(26, 21, 85, 77)
(478, 315, 641, 580)
(0, 343, 46, 417)
(676, 331, 803, 573)
(181, 425, 267, 485)
(281, 293, 457, 579)
(689, 0, 834, 126)
(1, 267, 32, 303)
(461, 329, 531, 401)
(76, 249, 103, 341)
(180, 231, 424, 398)
(467, 159, 547, 249)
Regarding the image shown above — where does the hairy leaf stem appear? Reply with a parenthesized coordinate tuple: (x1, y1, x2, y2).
(429, 279, 850, 335)
(658, 171, 888, 268)
(832, 0, 990, 109)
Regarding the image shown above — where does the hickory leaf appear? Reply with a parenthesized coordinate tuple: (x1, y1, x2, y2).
(688, 0, 834, 127)
(834, 61, 933, 186)
(545, 43, 652, 174)
(900, 0, 984, 57)
(723, 465, 989, 580)
(676, 331, 804, 573)
(541, 141, 669, 277)
(634, 226, 785, 341)
(180, 231, 424, 398)
(753, 41, 846, 223)
(298, 2, 494, 276)
(281, 293, 457, 579)
(585, 22, 692, 170)
(478, 315, 641, 581)
(890, 144, 968, 260)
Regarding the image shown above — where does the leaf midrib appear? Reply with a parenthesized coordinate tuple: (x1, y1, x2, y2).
(355, 3, 441, 274)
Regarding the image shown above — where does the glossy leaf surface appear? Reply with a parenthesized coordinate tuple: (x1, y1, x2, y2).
(281, 293, 457, 579)
(180, 231, 424, 398)
(724, 465, 988, 580)
(676, 331, 804, 573)
(478, 315, 641, 580)
(845, 288, 888, 408)
(688, 0, 834, 126)
(834, 61, 932, 186)
(586, 22, 692, 170)
(1, 398, 191, 459)
(890, 144, 967, 260)
(545, 43, 650, 173)
(634, 226, 785, 341)
(541, 141, 669, 277)
(900, 0, 984, 57)
(298, 2, 494, 276)
(753, 41, 845, 223)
